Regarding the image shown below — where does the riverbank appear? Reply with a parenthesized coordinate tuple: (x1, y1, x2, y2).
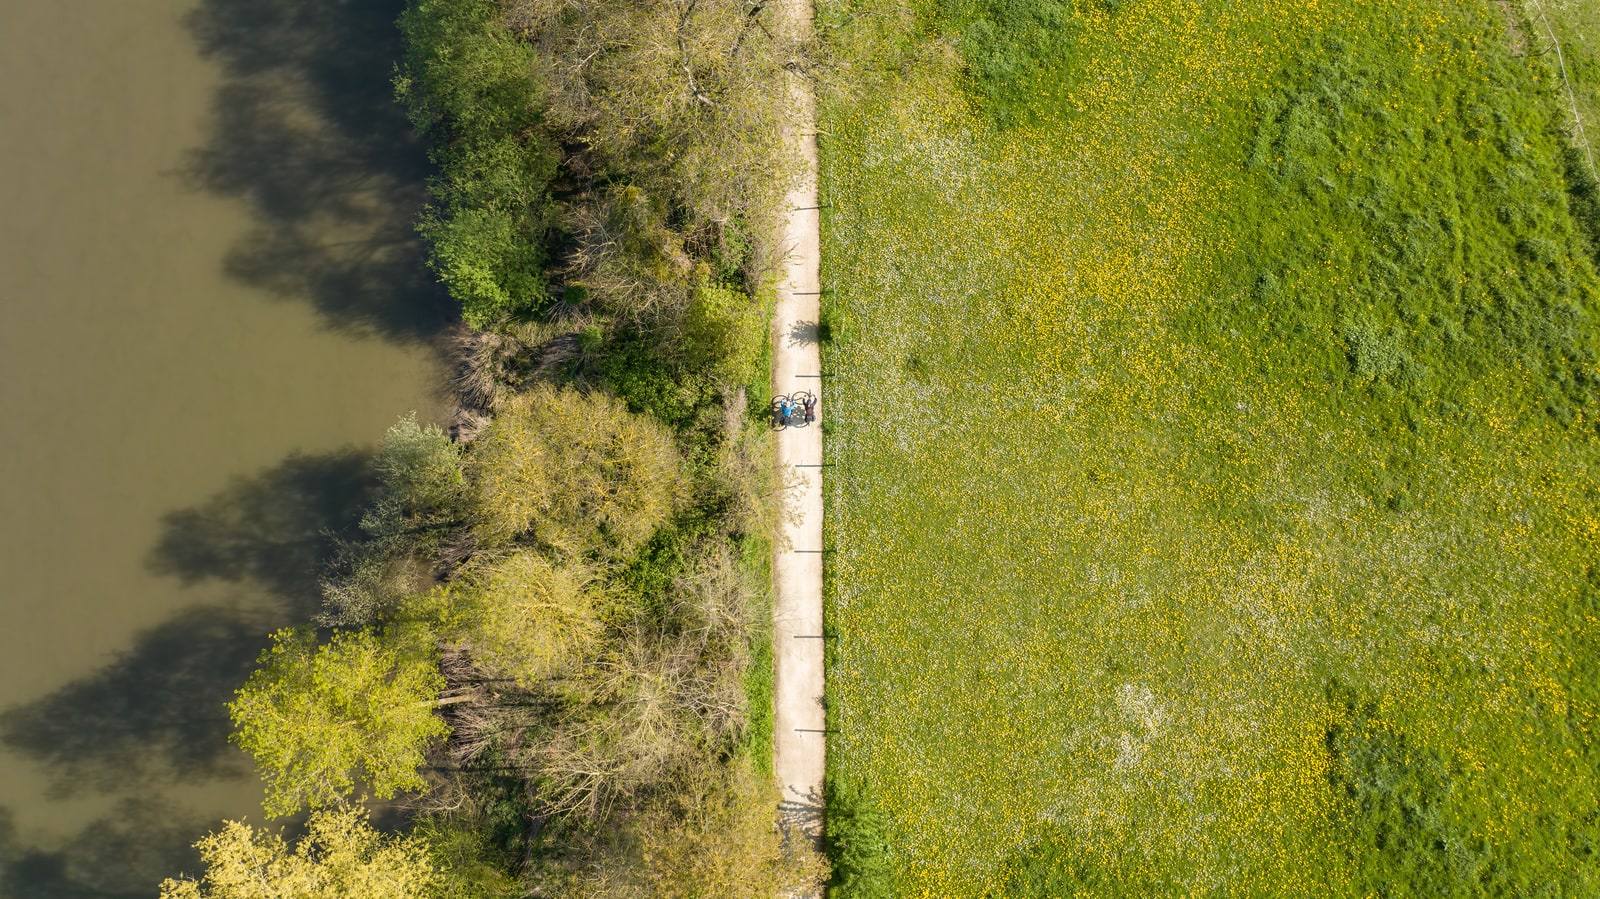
(157, 0, 831, 894)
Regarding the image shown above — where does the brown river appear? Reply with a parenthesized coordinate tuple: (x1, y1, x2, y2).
(0, 0, 449, 892)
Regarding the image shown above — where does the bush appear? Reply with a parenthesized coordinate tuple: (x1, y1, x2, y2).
(420, 205, 548, 327)
(320, 414, 464, 625)
(364, 413, 466, 539)
(597, 332, 719, 430)
(825, 774, 895, 898)
(681, 269, 770, 386)
(413, 815, 521, 899)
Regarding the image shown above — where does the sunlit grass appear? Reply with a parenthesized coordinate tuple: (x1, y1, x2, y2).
(821, 0, 1600, 893)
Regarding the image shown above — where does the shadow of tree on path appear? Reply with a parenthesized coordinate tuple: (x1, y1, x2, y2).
(181, 0, 454, 343)
(787, 319, 820, 347)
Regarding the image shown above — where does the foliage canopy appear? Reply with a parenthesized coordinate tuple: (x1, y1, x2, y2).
(159, 807, 442, 899)
(456, 551, 600, 688)
(230, 627, 449, 817)
(397, 0, 558, 325)
(467, 384, 683, 557)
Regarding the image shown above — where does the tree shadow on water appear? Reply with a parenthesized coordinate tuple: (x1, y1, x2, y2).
(0, 450, 375, 807)
(0, 800, 208, 899)
(146, 449, 375, 604)
(0, 604, 274, 798)
(180, 0, 455, 343)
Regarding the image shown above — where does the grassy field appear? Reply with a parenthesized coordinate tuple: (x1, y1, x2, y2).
(819, 0, 1600, 894)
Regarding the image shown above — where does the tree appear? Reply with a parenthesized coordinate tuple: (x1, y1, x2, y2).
(230, 628, 451, 817)
(504, 0, 795, 233)
(363, 413, 466, 539)
(396, 0, 559, 325)
(459, 551, 600, 687)
(323, 414, 467, 626)
(419, 205, 547, 328)
(467, 385, 683, 558)
(159, 806, 442, 899)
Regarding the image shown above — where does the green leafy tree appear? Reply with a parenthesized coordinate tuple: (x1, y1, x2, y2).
(467, 385, 683, 558)
(159, 806, 442, 899)
(230, 628, 450, 817)
(397, 0, 558, 325)
(459, 551, 600, 687)
(420, 205, 547, 328)
(411, 815, 521, 899)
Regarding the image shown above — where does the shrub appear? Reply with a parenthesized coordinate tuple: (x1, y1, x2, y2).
(597, 332, 718, 430)
(419, 205, 547, 327)
(681, 269, 771, 386)
(320, 414, 465, 625)
(363, 413, 466, 539)
(825, 774, 895, 898)
(397, 0, 558, 325)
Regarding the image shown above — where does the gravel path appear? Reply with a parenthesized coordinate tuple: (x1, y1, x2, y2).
(771, 0, 826, 856)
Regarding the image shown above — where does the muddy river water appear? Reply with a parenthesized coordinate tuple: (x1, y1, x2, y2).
(0, 0, 447, 892)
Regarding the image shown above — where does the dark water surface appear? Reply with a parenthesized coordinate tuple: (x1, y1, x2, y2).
(0, 0, 448, 893)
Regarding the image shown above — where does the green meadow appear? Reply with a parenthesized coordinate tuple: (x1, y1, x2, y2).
(819, 0, 1600, 894)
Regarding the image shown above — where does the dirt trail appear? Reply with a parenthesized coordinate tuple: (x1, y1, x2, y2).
(771, 0, 826, 858)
